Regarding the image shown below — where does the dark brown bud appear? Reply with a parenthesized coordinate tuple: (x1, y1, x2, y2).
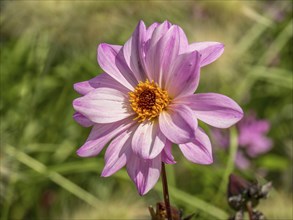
(227, 174, 272, 211)
(228, 174, 251, 198)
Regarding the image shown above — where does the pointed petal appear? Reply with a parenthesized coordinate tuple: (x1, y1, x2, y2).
(132, 121, 166, 159)
(188, 42, 224, 67)
(73, 73, 129, 95)
(178, 26, 189, 54)
(127, 153, 161, 195)
(144, 22, 160, 56)
(176, 93, 243, 128)
(159, 104, 197, 144)
(138, 22, 160, 81)
(145, 22, 159, 41)
(123, 21, 147, 82)
(76, 118, 135, 157)
(179, 127, 213, 164)
(148, 21, 172, 49)
(161, 139, 176, 164)
(145, 23, 179, 84)
(145, 21, 187, 54)
(73, 112, 94, 127)
(165, 51, 201, 98)
(97, 43, 137, 90)
(74, 80, 95, 96)
(73, 87, 133, 124)
(101, 127, 135, 177)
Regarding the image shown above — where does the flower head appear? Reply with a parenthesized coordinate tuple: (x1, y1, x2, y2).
(73, 20, 243, 195)
(212, 112, 272, 169)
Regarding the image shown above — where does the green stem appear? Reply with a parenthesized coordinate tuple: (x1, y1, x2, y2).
(215, 126, 238, 201)
(161, 162, 172, 220)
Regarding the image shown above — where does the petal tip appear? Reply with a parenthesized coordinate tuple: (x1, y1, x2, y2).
(72, 98, 81, 107)
(206, 155, 214, 165)
(76, 149, 87, 157)
(138, 20, 145, 26)
(137, 186, 149, 196)
(76, 146, 98, 158)
(162, 20, 172, 27)
(101, 169, 111, 177)
(73, 82, 80, 92)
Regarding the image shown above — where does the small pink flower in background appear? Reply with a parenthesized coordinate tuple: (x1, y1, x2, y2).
(212, 112, 272, 169)
(73, 20, 243, 195)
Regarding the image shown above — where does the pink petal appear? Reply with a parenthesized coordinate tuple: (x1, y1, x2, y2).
(235, 151, 250, 170)
(73, 87, 134, 124)
(127, 153, 161, 195)
(132, 121, 166, 159)
(101, 128, 135, 177)
(178, 26, 189, 54)
(176, 93, 243, 128)
(145, 23, 178, 84)
(246, 136, 272, 157)
(161, 139, 176, 164)
(76, 118, 135, 157)
(188, 42, 224, 67)
(179, 127, 213, 164)
(73, 112, 94, 127)
(73, 73, 129, 95)
(165, 51, 201, 98)
(136, 22, 159, 81)
(144, 21, 171, 82)
(159, 104, 197, 144)
(147, 21, 172, 50)
(143, 22, 160, 55)
(145, 22, 159, 42)
(145, 21, 188, 54)
(97, 43, 137, 90)
(123, 21, 147, 82)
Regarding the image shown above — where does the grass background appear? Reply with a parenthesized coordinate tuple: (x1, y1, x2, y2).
(0, 1, 292, 219)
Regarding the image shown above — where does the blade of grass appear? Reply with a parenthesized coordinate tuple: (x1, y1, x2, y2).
(236, 8, 272, 57)
(19, 160, 104, 182)
(258, 19, 292, 65)
(5, 145, 101, 208)
(24, 143, 62, 153)
(249, 66, 293, 89)
(215, 126, 238, 202)
(236, 2, 289, 58)
(236, 19, 292, 100)
(1, 172, 19, 220)
(242, 6, 272, 26)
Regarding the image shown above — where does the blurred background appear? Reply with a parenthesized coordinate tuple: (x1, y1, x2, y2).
(0, 1, 292, 219)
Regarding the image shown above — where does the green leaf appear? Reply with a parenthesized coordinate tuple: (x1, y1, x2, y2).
(257, 154, 289, 171)
(5, 145, 102, 207)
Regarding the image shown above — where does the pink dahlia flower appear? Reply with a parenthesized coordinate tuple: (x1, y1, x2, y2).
(73, 21, 243, 195)
(237, 113, 273, 169)
(212, 112, 272, 169)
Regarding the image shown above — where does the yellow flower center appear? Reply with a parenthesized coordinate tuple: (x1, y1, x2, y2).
(129, 80, 171, 122)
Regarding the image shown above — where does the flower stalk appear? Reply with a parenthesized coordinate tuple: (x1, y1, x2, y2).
(161, 162, 172, 220)
(246, 201, 253, 220)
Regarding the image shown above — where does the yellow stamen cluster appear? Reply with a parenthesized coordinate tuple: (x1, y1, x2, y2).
(129, 80, 171, 122)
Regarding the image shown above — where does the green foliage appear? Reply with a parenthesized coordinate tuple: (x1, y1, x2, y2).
(0, 1, 292, 219)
